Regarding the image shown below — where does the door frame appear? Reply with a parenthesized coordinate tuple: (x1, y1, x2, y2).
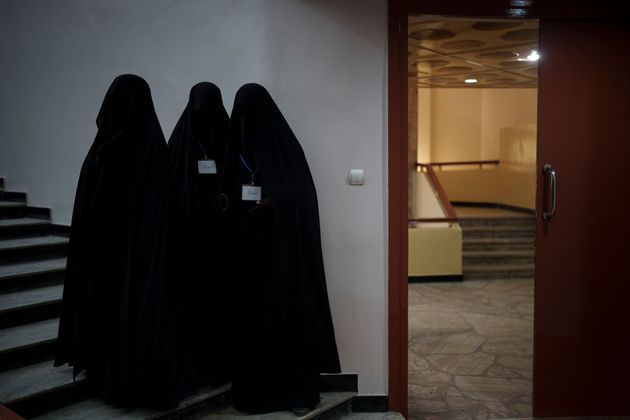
(386, 1, 628, 416)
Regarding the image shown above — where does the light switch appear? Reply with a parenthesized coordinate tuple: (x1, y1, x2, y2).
(347, 169, 365, 186)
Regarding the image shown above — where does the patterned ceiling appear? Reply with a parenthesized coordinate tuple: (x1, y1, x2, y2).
(408, 17, 539, 89)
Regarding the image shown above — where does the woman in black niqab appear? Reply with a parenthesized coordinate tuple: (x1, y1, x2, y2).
(55, 74, 181, 408)
(224, 83, 341, 413)
(167, 82, 232, 388)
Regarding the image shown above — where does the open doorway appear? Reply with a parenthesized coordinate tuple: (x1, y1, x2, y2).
(407, 16, 538, 419)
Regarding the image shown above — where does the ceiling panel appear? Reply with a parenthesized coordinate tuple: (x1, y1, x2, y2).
(408, 16, 539, 89)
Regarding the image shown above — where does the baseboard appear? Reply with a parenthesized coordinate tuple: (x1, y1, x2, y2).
(451, 201, 535, 215)
(352, 395, 388, 412)
(409, 275, 463, 283)
(319, 373, 358, 392)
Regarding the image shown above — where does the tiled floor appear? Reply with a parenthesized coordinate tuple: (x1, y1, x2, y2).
(408, 279, 533, 420)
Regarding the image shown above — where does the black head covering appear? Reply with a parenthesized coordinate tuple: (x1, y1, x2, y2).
(167, 82, 232, 388)
(225, 83, 341, 413)
(55, 74, 182, 408)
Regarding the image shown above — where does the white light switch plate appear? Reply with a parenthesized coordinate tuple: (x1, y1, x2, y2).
(347, 169, 365, 186)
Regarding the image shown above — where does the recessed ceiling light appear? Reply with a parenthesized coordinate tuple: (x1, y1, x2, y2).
(517, 50, 540, 61)
(464, 78, 478, 84)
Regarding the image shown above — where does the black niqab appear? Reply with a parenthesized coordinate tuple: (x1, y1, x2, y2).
(224, 83, 341, 413)
(55, 74, 181, 408)
(167, 82, 232, 388)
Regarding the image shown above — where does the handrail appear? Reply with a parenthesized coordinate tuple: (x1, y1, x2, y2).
(417, 160, 499, 170)
(409, 217, 458, 223)
(412, 163, 458, 224)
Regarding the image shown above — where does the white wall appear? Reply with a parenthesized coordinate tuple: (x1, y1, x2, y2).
(0, 0, 388, 395)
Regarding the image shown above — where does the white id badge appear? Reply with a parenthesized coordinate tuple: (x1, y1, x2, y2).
(198, 160, 217, 174)
(242, 185, 262, 201)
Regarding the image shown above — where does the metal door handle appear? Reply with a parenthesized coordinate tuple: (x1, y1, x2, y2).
(543, 164, 557, 220)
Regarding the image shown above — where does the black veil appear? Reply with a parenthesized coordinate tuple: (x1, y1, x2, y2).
(55, 74, 181, 408)
(167, 82, 232, 388)
(224, 83, 341, 413)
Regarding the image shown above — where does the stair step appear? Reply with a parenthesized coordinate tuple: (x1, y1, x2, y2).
(0, 359, 87, 418)
(463, 250, 534, 265)
(463, 263, 534, 279)
(0, 284, 63, 328)
(0, 318, 59, 371)
(195, 391, 355, 419)
(461, 225, 535, 239)
(463, 237, 534, 251)
(0, 236, 69, 264)
(0, 258, 66, 293)
(458, 216, 535, 227)
(33, 383, 232, 420)
(0, 219, 51, 240)
(0, 201, 27, 220)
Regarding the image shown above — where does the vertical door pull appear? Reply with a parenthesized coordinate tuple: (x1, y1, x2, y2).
(543, 164, 557, 220)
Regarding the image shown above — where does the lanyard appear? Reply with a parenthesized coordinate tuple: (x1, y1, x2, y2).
(240, 154, 259, 185)
(198, 141, 209, 160)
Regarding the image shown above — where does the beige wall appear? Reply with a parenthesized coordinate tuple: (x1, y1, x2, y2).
(408, 226, 462, 276)
(435, 124, 537, 209)
(417, 88, 537, 163)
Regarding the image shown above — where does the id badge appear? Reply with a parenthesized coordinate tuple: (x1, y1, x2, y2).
(242, 185, 262, 201)
(198, 160, 217, 174)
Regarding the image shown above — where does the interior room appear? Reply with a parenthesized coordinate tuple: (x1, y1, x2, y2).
(407, 16, 538, 419)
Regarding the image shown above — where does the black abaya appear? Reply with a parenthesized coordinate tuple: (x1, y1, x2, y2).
(55, 74, 181, 408)
(224, 83, 341, 413)
(167, 82, 232, 388)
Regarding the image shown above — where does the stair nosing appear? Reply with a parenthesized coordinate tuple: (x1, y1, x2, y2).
(0, 258, 67, 281)
(0, 236, 69, 252)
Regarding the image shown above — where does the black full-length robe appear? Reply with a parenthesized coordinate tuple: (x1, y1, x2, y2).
(167, 82, 232, 388)
(224, 83, 341, 413)
(55, 74, 182, 408)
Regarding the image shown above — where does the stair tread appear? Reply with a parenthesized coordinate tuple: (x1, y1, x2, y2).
(197, 391, 355, 419)
(461, 225, 534, 232)
(342, 414, 404, 419)
(463, 237, 534, 243)
(0, 258, 66, 280)
(0, 359, 82, 404)
(0, 236, 68, 251)
(0, 318, 59, 353)
(0, 218, 50, 227)
(463, 250, 534, 257)
(464, 263, 534, 271)
(0, 201, 25, 208)
(0, 284, 63, 313)
(33, 383, 232, 420)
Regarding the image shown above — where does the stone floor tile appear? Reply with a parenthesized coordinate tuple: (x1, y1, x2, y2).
(409, 309, 472, 337)
(427, 353, 495, 376)
(410, 332, 485, 355)
(459, 312, 532, 338)
(481, 336, 533, 356)
(454, 376, 531, 402)
(409, 368, 453, 387)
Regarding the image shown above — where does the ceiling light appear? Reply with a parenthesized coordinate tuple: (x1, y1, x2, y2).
(464, 78, 478, 84)
(517, 50, 540, 61)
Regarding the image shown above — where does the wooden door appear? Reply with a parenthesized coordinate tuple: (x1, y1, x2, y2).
(535, 19, 630, 417)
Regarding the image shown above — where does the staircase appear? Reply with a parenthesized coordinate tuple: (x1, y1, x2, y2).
(459, 212, 535, 280)
(0, 179, 398, 420)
